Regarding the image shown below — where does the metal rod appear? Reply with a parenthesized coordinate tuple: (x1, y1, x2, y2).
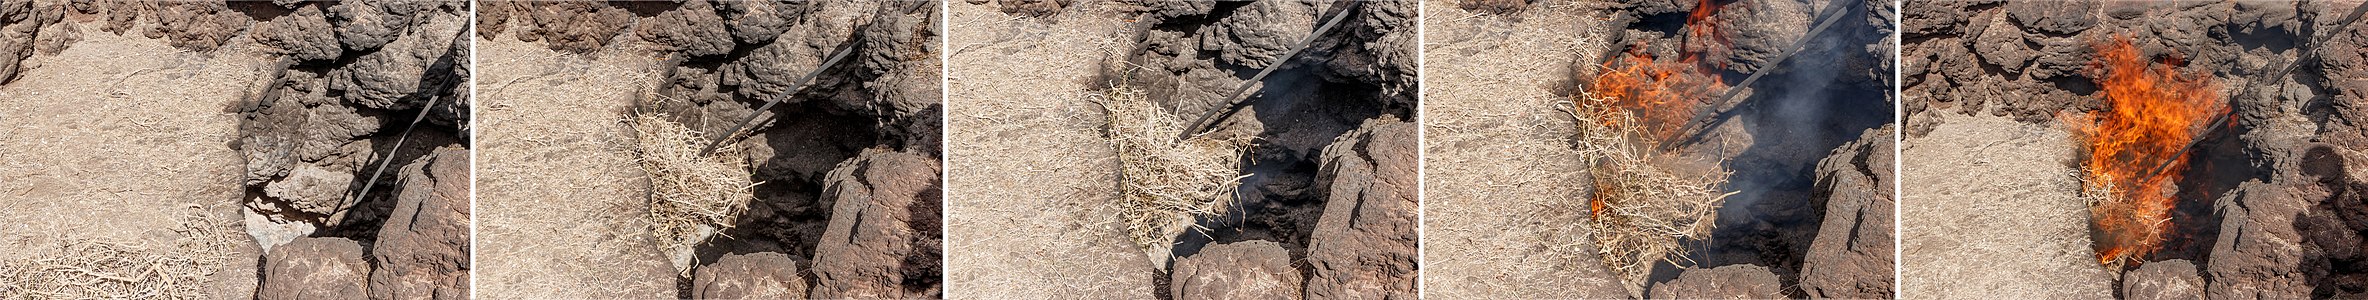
(351, 92, 442, 203)
(1658, 0, 1862, 151)
(697, 42, 860, 156)
(1176, 0, 1363, 141)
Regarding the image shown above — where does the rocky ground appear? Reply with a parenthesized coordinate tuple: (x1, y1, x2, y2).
(1423, 0, 1895, 298)
(947, 0, 1417, 298)
(474, 0, 941, 298)
(0, 0, 470, 298)
(1902, 1, 2368, 299)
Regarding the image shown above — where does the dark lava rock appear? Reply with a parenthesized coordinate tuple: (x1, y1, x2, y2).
(1456, 0, 1531, 15)
(808, 149, 942, 299)
(1314, 0, 1418, 109)
(847, 1, 943, 156)
(1620, 0, 1701, 16)
(326, 0, 421, 51)
(1901, 0, 1996, 37)
(1970, 13, 2032, 73)
(252, 3, 340, 62)
(2206, 181, 2314, 299)
(330, 5, 464, 112)
(723, 0, 865, 102)
(509, 1, 634, 54)
(259, 237, 371, 300)
(992, 0, 1069, 18)
(716, 0, 809, 45)
(2004, 0, 2096, 35)
(368, 146, 471, 300)
(692, 252, 809, 299)
(0, 0, 47, 84)
(1119, 0, 1214, 21)
(635, 0, 732, 58)
(2124, 259, 2204, 300)
(143, 1, 246, 51)
(1202, 0, 1320, 70)
(1799, 125, 1897, 299)
(1170, 240, 1302, 300)
(1649, 264, 1785, 299)
(1304, 117, 1418, 300)
(235, 86, 383, 226)
(1706, 0, 1813, 75)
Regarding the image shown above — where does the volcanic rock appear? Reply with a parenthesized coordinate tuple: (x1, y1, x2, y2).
(1707, 0, 1811, 75)
(1620, 0, 1701, 16)
(509, 1, 634, 54)
(259, 237, 371, 300)
(1202, 0, 1320, 70)
(1970, 13, 2032, 73)
(143, 1, 245, 51)
(1125, 0, 1214, 21)
(31, 16, 74, 55)
(1456, 0, 1531, 15)
(1648, 264, 1785, 299)
(262, 165, 359, 216)
(2123, 259, 2204, 300)
(724, 0, 865, 101)
(1315, 0, 1418, 108)
(848, 1, 939, 115)
(252, 3, 340, 61)
(327, 0, 420, 51)
(1799, 125, 1897, 299)
(635, 0, 732, 58)
(716, 0, 808, 44)
(1171, 240, 1302, 300)
(368, 146, 471, 300)
(1303, 117, 1418, 300)
(2205, 181, 2313, 300)
(331, 5, 464, 111)
(993, 0, 1069, 18)
(693, 252, 809, 299)
(808, 149, 943, 299)
(1900, 0, 1994, 37)
(2004, 0, 2096, 35)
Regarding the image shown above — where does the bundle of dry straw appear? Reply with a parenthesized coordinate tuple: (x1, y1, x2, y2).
(1093, 84, 1252, 270)
(0, 206, 239, 299)
(1564, 94, 1735, 297)
(627, 108, 756, 277)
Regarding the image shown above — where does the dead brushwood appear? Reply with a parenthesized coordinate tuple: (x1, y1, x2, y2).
(1091, 84, 1253, 271)
(1560, 94, 1735, 298)
(0, 206, 239, 299)
(626, 96, 757, 277)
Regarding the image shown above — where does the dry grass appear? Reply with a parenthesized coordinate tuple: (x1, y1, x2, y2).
(626, 101, 757, 277)
(1559, 94, 1735, 297)
(0, 206, 239, 299)
(1090, 83, 1253, 269)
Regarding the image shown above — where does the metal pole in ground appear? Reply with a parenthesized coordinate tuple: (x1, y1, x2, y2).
(697, 41, 861, 157)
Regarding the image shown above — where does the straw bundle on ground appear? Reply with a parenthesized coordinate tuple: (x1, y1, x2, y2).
(0, 206, 239, 299)
(627, 109, 756, 277)
(1563, 95, 1735, 298)
(1092, 85, 1252, 271)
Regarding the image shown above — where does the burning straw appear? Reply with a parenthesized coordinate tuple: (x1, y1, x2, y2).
(0, 206, 240, 299)
(2074, 36, 2223, 267)
(1563, 93, 1736, 297)
(1092, 84, 1252, 270)
(1563, 26, 1736, 294)
(627, 101, 757, 277)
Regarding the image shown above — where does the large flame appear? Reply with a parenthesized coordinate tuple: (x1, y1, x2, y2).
(1585, 0, 1730, 219)
(2079, 36, 2225, 266)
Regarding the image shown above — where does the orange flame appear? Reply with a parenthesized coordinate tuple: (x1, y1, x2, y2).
(1587, 1, 1729, 219)
(2079, 36, 2225, 265)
